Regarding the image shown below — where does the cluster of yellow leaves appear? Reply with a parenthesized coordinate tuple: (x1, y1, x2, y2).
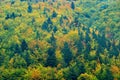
(55, 50, 62, 60)
(110, 65, 120, 79)
(77, 73, 98, 80)
(55, 69, 65, 80)
(94, 63, 101, 74)
(95, 30, 99, 35)
(31, 68, 41, 80)
(90, 50, 96, 58)
(36, 16, 45, 24)
(4, 4, 11, 10)
(52, 18, 58, 23)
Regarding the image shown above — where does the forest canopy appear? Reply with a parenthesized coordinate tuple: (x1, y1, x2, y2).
(0, 0, 120, 80)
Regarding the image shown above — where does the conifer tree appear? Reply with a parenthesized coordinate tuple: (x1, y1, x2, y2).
(27, 5, 32, 13)
(61, 42, 73, 66)
(71, 2, 75, 10)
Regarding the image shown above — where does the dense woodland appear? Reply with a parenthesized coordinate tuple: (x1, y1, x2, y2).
(0, 0, 120, 80)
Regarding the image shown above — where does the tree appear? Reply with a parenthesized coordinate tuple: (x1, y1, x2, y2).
(5, 14, 10, 19)
(20, 0, 26, 1)
(1, 68, 26, 80)
(32, 18, 35, 24)
(11, 12, 16, 19)
(61, 42, 73, 66)
(10, 0, 15, 5)
(47, 17, 52, 24)
(71, 2, 75, 10)
(63, 62, 85, 80)
(46, 47, 57, 67)
(42, 17, 53, 31)
(75, 40, 83, 54)
(9, 54, 27, 68)
(52, 11, 57, 18)
(31, 69, 41, 80)
(96, 67, 114, 80)
(42, 21, 48, 30)
(53, 26, 57, 33)
(62, 27, 68, 34)
(59, 16, 63, 26)
(48, 33, 56, 47)
(21, 40, 28, 52)
(46, 33, 57, 67)
(0, 53, 4, 66)
(14, 44, 21, 54)
(5, 12, 16, 19)
(27, 5, 32, 13)
(77, 73, 98, 80)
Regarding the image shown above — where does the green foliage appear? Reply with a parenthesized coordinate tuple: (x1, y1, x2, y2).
(71, 2, 75, 10)
(27, 5, 32, 13)
(46, 47, 57, 67)
(52, 11, 57, 18)
(21, 40, 28, 52)
(0, 0, 119, 80)
(61, 42, 73, 66)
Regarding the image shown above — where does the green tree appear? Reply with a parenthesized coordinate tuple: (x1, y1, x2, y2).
(46, 47, 57, 67)
(27, 5, 32, 13)
(61, 42, 73, 66)
(10, 0, 15, 5)
(71, 2, 75, 10)
(46, 33, 57, 67)
(96, 67, 114, 80)
(52, 11, 57, 18)
(21, 40, 28, 52)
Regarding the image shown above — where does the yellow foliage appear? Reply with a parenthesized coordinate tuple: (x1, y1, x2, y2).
(5, 4, 11, 9)
(95, 30, 99, 35)
(9, 58, 14, 64)
(77, 73, 97, 80)
(29, 10, 40, 17)
(28, 40, 37, 49)
(26, 27, 34, 35)
(37, 40, 50, 51)
(111, 65, 120, 74)
(56, 30, 79, 49)
(52, 18, 57, 23)
(75, 7, 82, 13)
(90, 28, 93, 33)
(36, 16, 45, 24)
(15, 23, 27, 33)
(12, 35, 20, 44)
(57, 64, 62, 69)
(94, 63, 101, 74)
(21, 27, 34, 41)
(57, 9, 63, 15)
(55, 50, 62, 59)
(56, 69, 64, 80)
(115, 40, 119, 46)
(65, 30, 79, 41)
(90, 50, 96, 57)
(31, 69, 41, 80)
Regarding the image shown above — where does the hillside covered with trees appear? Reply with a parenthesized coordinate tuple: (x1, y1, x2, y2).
(0, 0, 120, 80)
